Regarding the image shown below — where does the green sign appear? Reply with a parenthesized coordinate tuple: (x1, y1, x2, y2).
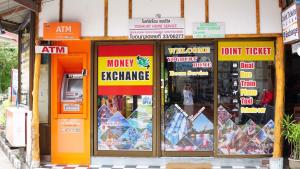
(193, 22, 225, 38)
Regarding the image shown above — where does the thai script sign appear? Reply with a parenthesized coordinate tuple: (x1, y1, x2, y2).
(282, 3, 300, 43)
(129, 17, 184, 40)
(193, 22, 225, 38)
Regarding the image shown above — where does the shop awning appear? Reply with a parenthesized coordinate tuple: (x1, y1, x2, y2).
(0, 0, 38, 34)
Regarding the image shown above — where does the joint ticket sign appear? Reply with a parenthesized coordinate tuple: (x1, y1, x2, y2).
(218, 41, 275, 61)
(129, 17, 184, 40)
(98, 44, 153, 95)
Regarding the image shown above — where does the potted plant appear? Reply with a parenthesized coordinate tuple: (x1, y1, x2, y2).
(282, 114, 300, 169)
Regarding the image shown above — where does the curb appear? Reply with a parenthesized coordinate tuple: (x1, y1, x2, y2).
(0, 132, 28, 169)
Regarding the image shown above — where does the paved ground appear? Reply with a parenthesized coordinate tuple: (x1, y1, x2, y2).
(0, 145, 15, 169)
(37, 164, 268, 169)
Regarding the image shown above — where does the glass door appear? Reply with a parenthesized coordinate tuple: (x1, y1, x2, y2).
(161, 42, 215, 156)
(94, 42, 157, 156)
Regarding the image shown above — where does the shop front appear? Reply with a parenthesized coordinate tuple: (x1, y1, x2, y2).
(24, 0, 284, 167)
(92, 39, 276, 158)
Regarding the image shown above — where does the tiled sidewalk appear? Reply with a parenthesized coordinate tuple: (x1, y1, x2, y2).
(37, 164, 269, 169)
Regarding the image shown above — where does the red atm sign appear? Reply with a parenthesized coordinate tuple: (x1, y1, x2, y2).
(35, 46, 68, 54)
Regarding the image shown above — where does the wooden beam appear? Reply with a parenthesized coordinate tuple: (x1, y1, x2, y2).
(256, 0, 260, 34)
(13, 0, 38, 12)
(0, 21, 19, 33)
(59, 0, 63, 22)
(104, 0, 108, 36)
(224, 33, 281, 38)
(205, 0, 209, 23)
(31, 9, 41, 167)
(273, 36, 284, 158)
(0, 6, 26, 18)
(181, 0, 184, 18)
(78, 33, 282, 41)
(279, 0, 283, 9)
(129, 0, 132, 19)
(0, 19, 20, 26)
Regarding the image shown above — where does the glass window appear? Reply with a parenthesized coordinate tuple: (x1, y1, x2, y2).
(218, 61, 275, 155)
(162, 43, 215, 152)
(97, 95, 152, 151)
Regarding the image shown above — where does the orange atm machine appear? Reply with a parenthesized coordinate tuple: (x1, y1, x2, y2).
(51, 43, 90, 165)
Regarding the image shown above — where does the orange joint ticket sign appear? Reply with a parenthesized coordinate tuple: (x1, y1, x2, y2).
(43, 22, 81, 40)
(218, 41, 275, 61)
(98, 45, 153, 95)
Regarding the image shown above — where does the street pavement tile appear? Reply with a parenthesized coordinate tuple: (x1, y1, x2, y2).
(102, 165, 114, 168)
(39, 164, 268, 169)
(89, 165, 102, 168)
(124, 165, 136, 168)
(113, 165, 125, 168)
(212, 167, 221, 169)
(148, 166, 160, 168)
(245, 166, 257, 169)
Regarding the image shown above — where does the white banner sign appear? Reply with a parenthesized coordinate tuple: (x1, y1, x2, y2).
(129, 17, 185, 40)
(283, 22, 299, 43)
(282, 4, 297, 30)
(35, 46, 68, 54)
(193, 22, 225, 38)
(282, 3, 299, 43)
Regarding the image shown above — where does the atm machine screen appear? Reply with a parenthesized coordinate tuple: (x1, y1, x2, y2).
(61, 74, 83, 101)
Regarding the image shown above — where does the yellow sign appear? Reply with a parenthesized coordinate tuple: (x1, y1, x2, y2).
(98, 56, 153, 86)
(218, 41, 275, 61)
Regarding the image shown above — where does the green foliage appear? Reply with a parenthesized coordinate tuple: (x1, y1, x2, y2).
(0, 42, 18, 93)
(282, 114, 300, 160)
(0, 99, 11, 127)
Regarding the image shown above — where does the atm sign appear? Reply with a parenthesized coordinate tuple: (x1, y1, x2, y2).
(35, 46, 68, 54)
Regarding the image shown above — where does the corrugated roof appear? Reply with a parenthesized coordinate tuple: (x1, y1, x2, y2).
(0, 0, 31, 33)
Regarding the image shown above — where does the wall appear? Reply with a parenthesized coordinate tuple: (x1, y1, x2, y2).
(38, 0, 59, 38)
(38, 0, 282, 37)
(209, 0, 256, 34)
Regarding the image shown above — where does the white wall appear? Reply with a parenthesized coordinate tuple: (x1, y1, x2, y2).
(260, 0, 282, 33)
(185, 0, 205, 35)
(108, 0, 129, 36)
(63, 0, 104, 36)
(209, 0, 257, 34)
(132, 0, 181, 17)
(38, 0, 59, 38)
(39, 0, 282, 37)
